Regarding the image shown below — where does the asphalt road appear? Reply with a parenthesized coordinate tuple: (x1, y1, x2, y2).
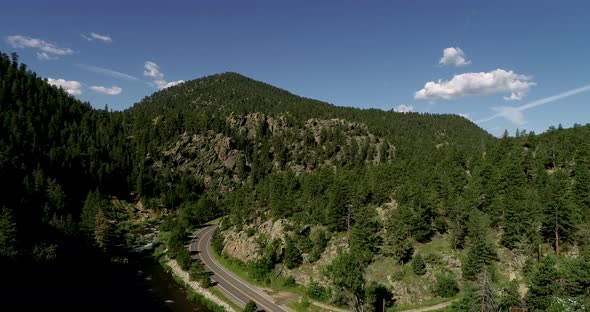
(190, 224, 290, 312)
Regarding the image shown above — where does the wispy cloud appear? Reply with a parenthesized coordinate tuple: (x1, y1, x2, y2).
(439, 47, 471, 67)
(458, 113, 471, 120)
(90, 85, 122, 95)
(81, 32, 112, 43)
(415, 69, 535, 101)
(477, 84, 590, 125)
(36, 52, 57, 61)
(47, 78, 82, 96)
(77, 64, 141, 82)
(6, 35, 74, 60)
(143, 61, 184, 90)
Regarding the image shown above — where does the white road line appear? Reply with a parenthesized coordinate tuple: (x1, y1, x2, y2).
(201, 226, 289, 312)
(197, 226, 280, 312)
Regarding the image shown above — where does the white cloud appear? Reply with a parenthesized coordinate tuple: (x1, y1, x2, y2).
(90, 85, 122, 95)
(144, 61, 164, 79)
(491, 106, 526, 125)
(477, 84, 590, 125)
(90, 32, 112, 42)
(393, 104, 414, 113)
(47, 78, 82, 96)
(36, 51, 57, 60)
(439, 47, 471, 66)
(144, 61, 184, 89)
(415, 69, 536, 101)
(154, 79, 184, 89)
(82, 32, 112, 43)
(6, 35, 74, 60)
(458, 113, 471, 120)
(78, 64, 141, 81)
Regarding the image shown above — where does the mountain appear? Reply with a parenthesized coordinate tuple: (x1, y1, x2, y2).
(1, 52, 589, 311)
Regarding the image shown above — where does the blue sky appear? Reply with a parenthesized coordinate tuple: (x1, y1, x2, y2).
(2, 0, 590, 136)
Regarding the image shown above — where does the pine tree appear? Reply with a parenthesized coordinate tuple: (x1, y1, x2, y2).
(541, 171, 578, 255)
(462, 212, 498, 280)
(411, 253, 426, 276)
(526, 256, 561, 311)
(350, 205, 380, 264)
(498, 280, 521, 311)
(81, 191, 99, 238)
(477, 268, 498, 312)
(383, 207, 414, 264)
(94, 208, 111, 251)
(326, 252, 366, 312)
(0, 208, 17, 259)
(284, 235, 302, 269)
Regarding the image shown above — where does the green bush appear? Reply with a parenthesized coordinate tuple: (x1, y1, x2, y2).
(189, 262, 204, 281)
(281, 276, 297, 287)
(284, 236, 303, 269)
(423, 252, 442, 266)
(251, 256, 274, 281)
(243, 300, 257, 312)
(432, 274, 460, 298)
(176, 249, 192, 271)
(391, 270, 405, 281)
(211, 228, 225, 255)
(412, 253, 427, 276)
(306, 280, 331, 301)
(246, 227, 256, 237)
(308, 226, 329, 263)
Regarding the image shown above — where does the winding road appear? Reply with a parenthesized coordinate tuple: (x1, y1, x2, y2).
(190, 224, 290, 312)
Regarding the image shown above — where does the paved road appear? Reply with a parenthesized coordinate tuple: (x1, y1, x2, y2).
(190, 224, 290, 312)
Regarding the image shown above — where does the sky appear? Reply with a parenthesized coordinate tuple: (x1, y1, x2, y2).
(2, 0, 590, 136)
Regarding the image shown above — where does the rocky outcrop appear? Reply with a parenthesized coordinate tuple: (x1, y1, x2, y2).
(222, 219, 289, 262)
(150, 112, 394, 196)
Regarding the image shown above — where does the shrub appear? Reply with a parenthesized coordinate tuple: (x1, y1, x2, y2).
(243, 300, 257, 312)
(308, 226, 329, 263)
(189, 262, 205, 281)
(306, 280, 331, 301)
(284, 236, 303, 269)
(176, 249, 192, 271)
(282, 276, 297, 287)
(246, 227, 256, 237)
(432, 273, 460, 298)
(391, 270, 405, 281)
(423, 252, 442, 266)
(198, 273, 211, 288)
(211, 228, 225, 255)
(412, 254, 427, 276)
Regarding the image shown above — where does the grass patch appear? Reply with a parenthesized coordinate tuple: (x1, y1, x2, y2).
(209, 286, 243, 311)
(288, 298, 335, 312)
(210, 247, 306, 296)
(388, 297, 456, 311)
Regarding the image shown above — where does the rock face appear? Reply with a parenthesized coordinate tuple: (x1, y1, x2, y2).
(222, 219, 289, 262)
(151, 112, 394, 196)
(284, 234, 349, 287)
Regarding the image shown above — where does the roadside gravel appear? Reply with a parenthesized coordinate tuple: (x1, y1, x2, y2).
(167, 259, 236, 312)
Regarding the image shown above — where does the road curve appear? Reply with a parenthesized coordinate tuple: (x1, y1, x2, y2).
(191, 224, 290, 312)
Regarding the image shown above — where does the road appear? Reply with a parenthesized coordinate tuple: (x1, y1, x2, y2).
(190, 224, 290, 312)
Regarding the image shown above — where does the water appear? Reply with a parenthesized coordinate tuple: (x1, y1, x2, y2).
(134, 253, 211, 312)
(1, 252, 212, 312)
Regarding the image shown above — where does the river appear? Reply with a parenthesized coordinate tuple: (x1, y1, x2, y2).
(132, 252, 212, 312)
(2, 250, 212, 312)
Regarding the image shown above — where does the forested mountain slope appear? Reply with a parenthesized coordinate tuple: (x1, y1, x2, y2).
(1, 52, 589, 312)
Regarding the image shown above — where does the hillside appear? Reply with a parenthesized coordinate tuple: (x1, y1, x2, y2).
(125, 72, 493, 201)
(129, 72, 493, 158)
(1, 52, 589, 312)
